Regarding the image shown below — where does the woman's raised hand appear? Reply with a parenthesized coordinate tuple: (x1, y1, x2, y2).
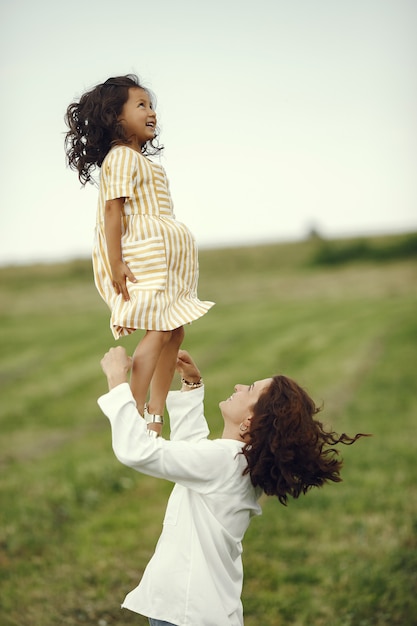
(100, 346, 133, 390)
(176, 350, 201, 383)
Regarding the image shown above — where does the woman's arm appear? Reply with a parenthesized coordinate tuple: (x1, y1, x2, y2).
(167, 350, 209, 441)
(98, 382, 229, 490)
(101, 347, 209, 442)
(99, 348, 227, 489)
(167, 386, 209, 442)
(104, 197, 137, 301)
(176, 350, 203, 391)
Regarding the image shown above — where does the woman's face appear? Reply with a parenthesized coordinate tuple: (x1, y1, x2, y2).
(219, 379, 272, 424)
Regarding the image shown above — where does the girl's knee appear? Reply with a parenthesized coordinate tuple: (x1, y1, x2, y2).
(172, 326, 184, 345)
(145, 330, 172, 346)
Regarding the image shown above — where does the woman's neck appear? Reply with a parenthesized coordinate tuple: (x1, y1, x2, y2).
(221, 425, 243, 441)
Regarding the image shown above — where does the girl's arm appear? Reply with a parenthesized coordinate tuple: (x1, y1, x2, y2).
(104, 197, 137, 301)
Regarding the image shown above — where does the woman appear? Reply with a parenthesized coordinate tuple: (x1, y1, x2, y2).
(98, 347, 366, 626)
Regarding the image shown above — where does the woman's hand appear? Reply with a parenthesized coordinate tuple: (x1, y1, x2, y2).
(176, 350, 201, 384)
(101, 346, 133, 390)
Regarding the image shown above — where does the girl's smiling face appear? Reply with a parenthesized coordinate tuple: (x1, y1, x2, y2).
(118, 87, 157, 149)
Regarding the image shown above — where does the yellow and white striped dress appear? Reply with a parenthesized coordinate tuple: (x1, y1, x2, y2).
(93, 145, 214, 339)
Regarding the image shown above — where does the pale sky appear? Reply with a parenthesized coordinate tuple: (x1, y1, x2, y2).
(0, 0, 416, 265)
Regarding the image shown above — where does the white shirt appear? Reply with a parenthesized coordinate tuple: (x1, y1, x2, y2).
(97, 383, 262, 626)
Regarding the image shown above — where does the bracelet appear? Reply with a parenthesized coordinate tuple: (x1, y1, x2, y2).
(181, 377, 203, 389)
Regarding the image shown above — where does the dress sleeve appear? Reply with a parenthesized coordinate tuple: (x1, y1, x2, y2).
(104, 146, 137, 200)
(97, 383, 235, 493)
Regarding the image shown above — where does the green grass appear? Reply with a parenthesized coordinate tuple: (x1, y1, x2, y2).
(1, 232, 416, 625)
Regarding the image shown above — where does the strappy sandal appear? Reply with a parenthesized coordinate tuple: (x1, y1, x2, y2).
(144, 404, 164, 437)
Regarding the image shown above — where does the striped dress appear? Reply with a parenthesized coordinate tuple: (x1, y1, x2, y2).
(92, 145, 214, 339)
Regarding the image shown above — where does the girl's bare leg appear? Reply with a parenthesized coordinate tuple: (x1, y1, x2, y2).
(148, 326, 185, 416)
(130, 330, 172, 416)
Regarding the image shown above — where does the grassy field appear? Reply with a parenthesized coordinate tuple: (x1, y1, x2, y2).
(0, 233, 416, 626)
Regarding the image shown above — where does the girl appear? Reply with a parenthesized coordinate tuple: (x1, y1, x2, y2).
(99, 346, 369, 626)
(65, 75, 214, 427)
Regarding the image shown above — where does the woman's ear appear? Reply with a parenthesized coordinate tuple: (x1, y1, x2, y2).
(240, 416, 252, 430)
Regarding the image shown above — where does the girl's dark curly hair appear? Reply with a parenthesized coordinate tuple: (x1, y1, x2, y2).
(242, 375, 369, 505)
(64, 74, 163, 186)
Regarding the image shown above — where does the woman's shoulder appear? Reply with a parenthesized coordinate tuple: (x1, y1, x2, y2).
(208, 439, 247, 470)
(192, 438, 244, 463)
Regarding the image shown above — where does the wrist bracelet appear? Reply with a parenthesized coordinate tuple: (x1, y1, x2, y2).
(181, 377, 203, 389)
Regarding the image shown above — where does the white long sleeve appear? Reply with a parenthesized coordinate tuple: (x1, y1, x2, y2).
(98, 383, 240, 492)
(97, 382, 262, 626)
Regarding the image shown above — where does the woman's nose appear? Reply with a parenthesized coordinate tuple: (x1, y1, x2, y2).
(234, 384, 244, 392)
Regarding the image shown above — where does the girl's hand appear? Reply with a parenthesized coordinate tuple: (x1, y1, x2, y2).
(110, 261, 137, 301)
(176, 350, 201, 383)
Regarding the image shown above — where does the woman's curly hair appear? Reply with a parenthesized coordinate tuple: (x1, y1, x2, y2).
(64, 74, 163, 186)
(242, 375, 368, 505)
